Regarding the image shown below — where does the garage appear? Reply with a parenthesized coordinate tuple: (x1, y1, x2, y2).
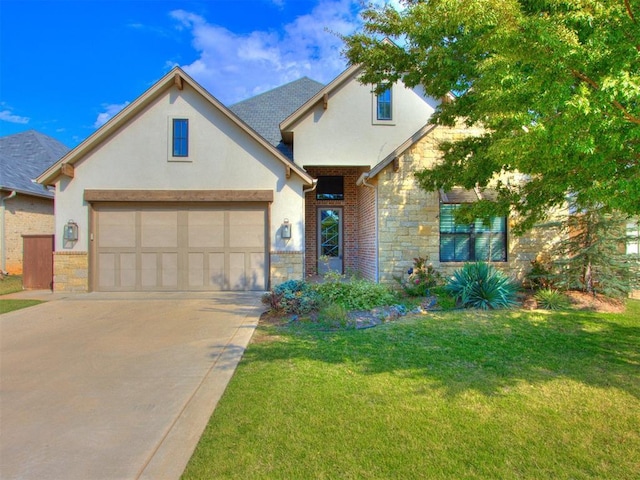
(91, 202, 268, 292)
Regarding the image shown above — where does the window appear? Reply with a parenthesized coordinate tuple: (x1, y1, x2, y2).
(316, 176, 344, 200)
(172, 118, 189, 157)
(440, 204, 507, 262)
(376, 88, 392, 121)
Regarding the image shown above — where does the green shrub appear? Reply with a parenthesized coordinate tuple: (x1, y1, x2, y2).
(313, 275, 397, 311)
(395, 257, 442, 296)
(261, 280, 319, 314)
(525, 258, 556, 290)
(534, 288, 570, 310)
(317, 303, 349, 329)
(445, 262, 519, 310)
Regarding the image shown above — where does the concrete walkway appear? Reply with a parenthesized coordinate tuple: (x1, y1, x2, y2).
(0, 291, 264, 480)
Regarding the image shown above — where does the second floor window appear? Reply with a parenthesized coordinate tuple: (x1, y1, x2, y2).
(172, 119, 189, 157)
(377, 88, 392, 121)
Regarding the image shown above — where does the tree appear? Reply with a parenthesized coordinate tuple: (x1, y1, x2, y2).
(551, 208, 631, 297)
(343, 0, 640, 232)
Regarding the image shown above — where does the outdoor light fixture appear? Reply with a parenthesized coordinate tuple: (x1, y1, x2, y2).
(63, 220, 78, 242)
(281, 218, 291, 239)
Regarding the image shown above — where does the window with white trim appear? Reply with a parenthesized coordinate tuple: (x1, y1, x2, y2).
(440, 204, 507, 262)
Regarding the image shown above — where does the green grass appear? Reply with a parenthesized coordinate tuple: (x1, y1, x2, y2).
(0, 275, 23, 295)
(0, 299, 43, 314)
(183, 301, 640, 480)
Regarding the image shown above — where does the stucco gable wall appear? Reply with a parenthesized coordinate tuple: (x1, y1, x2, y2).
(292, 77, 438, 168)
(54, 84, 306, 254)
(377, 123, 559, 285)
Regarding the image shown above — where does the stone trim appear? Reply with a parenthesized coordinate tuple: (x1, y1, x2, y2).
(54, 251, 89, 292)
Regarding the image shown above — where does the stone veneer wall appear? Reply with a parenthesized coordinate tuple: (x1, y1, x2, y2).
(270, 251, 304, 286)
(54, 251, 89, 292)
(377, 124, 559, 284)
(3, 194, 54, 274)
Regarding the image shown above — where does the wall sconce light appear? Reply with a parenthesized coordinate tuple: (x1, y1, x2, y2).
(281, 218, 291, 239)
(63, 220, 78, 242)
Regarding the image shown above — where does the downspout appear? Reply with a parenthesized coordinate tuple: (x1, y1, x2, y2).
(358, 174, 379, 283)
(1, 190, 17, 274)
(302, 179, 318, 279)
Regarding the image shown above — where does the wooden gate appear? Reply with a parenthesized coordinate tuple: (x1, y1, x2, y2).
(22, 235, 54, 290)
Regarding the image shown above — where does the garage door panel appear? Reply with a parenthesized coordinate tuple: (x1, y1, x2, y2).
(141, 211, 178, 248)
(208, 253, 225, 289)
(188, 211, 224, 247)
(120, 253, 137, 288)
(97, 253, 116, 288)
(98, 211, 136, 248)
(161, 253, 178, 288)
(95, 204, 267, 291)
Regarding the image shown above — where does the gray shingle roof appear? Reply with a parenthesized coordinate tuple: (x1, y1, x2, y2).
(0, 130, 69, 198)
(229, 77, 324, 159)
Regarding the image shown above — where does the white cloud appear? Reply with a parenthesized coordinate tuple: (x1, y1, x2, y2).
(0, 109, 29, 124)
(93, 102, 130, 128)
(170, 0, 367, 104)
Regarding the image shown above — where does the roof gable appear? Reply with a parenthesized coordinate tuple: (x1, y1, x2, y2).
(37, 68, 314, 186)
(0, 130, 69, 198)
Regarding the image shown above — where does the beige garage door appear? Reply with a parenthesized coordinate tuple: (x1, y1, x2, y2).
(93, 203, 267, 291)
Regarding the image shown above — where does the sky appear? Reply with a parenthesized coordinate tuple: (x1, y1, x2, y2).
(0, 0, 400, 148)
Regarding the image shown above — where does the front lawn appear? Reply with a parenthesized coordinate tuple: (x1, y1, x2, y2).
(0, 275, 23, 295)
(0, 299, 43, 314)
(183, 301, 640, 479)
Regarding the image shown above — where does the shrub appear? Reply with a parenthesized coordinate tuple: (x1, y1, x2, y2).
(313, 275, 397, 311)
(534, 288, 570, 310)
(525, 258, 556, 290)
(396, 257, 442, 296)
(317, 303, 349, 329)
(445, 262, 519, 310)
(261, 280, 319, 314)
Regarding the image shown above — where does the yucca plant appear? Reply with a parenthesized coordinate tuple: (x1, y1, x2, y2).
(534, 288, 570, 311)
(445, 262, 519, 310)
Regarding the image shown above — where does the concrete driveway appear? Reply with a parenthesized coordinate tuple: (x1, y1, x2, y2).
(0, 291, 263, 480)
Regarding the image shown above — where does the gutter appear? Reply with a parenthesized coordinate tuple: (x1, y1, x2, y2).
(1, 190, 17, 273)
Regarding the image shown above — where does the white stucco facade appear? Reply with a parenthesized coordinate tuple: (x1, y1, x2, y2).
(289, 73, 438, 167)
(53, 83, 307, 255)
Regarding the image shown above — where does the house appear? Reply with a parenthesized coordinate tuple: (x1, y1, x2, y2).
(38, 66, 551, 292)
(0, 130, 69, 275)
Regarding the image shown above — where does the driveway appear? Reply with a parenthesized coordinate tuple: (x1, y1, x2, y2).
(0, 291, 263, 480)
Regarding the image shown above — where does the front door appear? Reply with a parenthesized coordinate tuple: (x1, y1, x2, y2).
(318, 208, 342, 274)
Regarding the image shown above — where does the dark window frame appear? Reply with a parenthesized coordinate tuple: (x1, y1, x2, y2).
(316, 176, 344, 201)
(439, 203, 507, 262)
(172, 118, 189, 157)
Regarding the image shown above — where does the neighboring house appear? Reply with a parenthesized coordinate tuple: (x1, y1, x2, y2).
(0, 130, 69, 274)
(38, 66, 552, 292)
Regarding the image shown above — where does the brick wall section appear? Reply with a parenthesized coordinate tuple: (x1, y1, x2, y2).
(270, 251, 304, 286)
(377, 124, 558, 284)
(54, 251, 89, 292)
(356, 182, 377, 281)
(304, 167, 366, 276)
(2, 194, 54, 274)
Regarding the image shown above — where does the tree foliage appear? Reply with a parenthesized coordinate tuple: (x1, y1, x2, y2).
(343, 0, 640, 232)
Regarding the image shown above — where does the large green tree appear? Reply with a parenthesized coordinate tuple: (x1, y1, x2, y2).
(343, 0, 640, 232)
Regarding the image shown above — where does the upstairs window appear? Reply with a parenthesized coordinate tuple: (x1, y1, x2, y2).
(376, 88, 392, 121)
(172, 119, 189, 157)
(440, 204, 507, 262)
(316, 176, 344, 200)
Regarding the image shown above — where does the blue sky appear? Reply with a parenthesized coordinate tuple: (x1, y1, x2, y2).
(0, 0, 398, 148)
